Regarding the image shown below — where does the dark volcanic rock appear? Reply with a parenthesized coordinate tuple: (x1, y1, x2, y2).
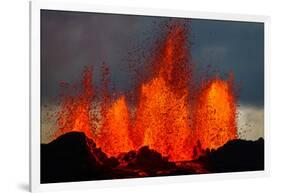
(41, 132, 143, 183)
(41, 132, 264, 183)
(197, 138, 264, 173)
(133, 146, 176, 175)
(118, 146, 194, 176)
(41, 132, 113, 183)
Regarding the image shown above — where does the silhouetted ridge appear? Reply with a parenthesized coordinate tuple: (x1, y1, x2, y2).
(197, 138, 264, 172)
(41, 132, 112, 183)
(41, 132, 264, 183)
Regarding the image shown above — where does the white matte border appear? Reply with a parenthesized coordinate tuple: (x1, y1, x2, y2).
(29, 1, 270, 192)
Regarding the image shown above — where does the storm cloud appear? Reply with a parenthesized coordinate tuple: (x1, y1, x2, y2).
(41, 10, 264, 107)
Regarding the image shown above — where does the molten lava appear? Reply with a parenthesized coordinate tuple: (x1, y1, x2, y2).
(53, 22, 238, 161)
(97, 95, 133, 156)
(55, 66, 95, 140)
(135, 24, 192, 161)
(194, 77, 237, 150)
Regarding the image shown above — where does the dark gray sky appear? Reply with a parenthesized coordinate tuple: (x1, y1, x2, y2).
(41, 10, 264, 107)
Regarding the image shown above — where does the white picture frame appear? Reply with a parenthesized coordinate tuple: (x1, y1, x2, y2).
(30, 1, 270, 192)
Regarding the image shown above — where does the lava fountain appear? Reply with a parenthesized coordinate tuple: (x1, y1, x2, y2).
(97, 95, 133, 157)
(193, 76, 237, 151)
(54, 66, 96, 140)
(135, 23, 192, 161)
(52, 22, 238, 161)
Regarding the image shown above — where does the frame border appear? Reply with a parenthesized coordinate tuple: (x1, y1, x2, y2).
(30, 1, 270, 192)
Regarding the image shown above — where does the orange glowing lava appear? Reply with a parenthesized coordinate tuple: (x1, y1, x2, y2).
(97, 95, 133, 156)
(135, 24, 192, 161)
(193, 77, 237, 151)
(55, 66, 96, 140)
(53, 22, 238, 161)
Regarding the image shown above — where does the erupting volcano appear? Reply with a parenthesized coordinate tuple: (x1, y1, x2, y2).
(41, 11, 265, 184)
(52, 23, 238, 162)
